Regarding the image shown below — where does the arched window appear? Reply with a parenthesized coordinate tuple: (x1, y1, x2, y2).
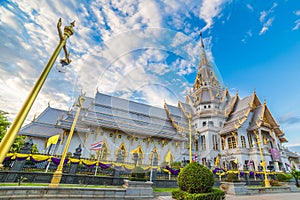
(247, 133, 253, 148)
(228, 136, 236, 149)
(116, 143, 127, 163)
(131, 146, 144, 165)
(241, 136, 246, 148)
(200, 135, 206, 151)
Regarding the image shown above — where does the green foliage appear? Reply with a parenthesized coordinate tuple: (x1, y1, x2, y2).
(172, 188, 225, 200)
(129, 166, 146, 181)
(224, 173, 239, 182)
(171, 161, 182, 169)
(177, 162, 214, 194)
(0, 110, 27, 153)
(31, 144, 39, 154)
(17, 176, 27, 186)
(291, 170, 300, 187)
(277, 173, 293, 182)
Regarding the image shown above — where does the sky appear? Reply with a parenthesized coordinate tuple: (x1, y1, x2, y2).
(0, 0, 300, 151)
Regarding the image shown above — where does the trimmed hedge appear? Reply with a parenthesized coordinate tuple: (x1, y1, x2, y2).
(277, 173, 293, 182)
(178, 162, 214, 194)
(128, 166, 147, 181)
(172, 188, 225, 200)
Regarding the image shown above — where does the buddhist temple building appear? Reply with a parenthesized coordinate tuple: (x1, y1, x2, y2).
(19, 34, 299, 171)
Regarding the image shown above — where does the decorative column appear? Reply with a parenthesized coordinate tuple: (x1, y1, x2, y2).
(254, 129, 271, 187)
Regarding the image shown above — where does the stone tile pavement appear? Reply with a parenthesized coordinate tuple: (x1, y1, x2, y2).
(154, 192, 300, 200)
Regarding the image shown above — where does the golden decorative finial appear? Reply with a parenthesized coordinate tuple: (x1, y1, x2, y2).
(253, 88, 256, 94)
(48, 100, 51, 106)
(264, 98, 266, 105)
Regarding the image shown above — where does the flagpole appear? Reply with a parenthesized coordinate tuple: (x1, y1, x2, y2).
(94, 150, 100, 176)
(45, 144, 53, 173)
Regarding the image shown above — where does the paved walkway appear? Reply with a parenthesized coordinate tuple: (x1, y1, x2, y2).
(154, 192, 300, 200)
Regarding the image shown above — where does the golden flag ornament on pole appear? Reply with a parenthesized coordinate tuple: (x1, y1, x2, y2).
(130, 147, 139, 155)
(215, 156, 219, 166)
(165, 151, 171, 163)
(47, 134, 60, 148)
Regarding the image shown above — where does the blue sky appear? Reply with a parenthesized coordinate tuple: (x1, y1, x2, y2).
(0, 0, 300, 151)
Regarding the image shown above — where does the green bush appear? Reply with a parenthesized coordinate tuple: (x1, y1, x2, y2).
(224, 173, 239, 182)
(277, 173, 293, 182)
(128, 166, 146, 181)
(177, 162, 214, 194)
(172, 188, 225, 200)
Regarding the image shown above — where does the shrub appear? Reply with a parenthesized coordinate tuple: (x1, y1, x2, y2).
(172, 188, 225, 200)
(224, 173, 239, 182)
(277, 173, 293, 182)
(128, 166, 147, 181)
(177, 162, 214, 194)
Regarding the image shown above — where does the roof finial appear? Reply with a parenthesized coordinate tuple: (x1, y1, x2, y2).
(264, 98, 266, 105)
(253, 87, 256, 94)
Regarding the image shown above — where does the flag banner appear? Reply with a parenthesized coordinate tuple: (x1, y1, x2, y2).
(285, 163, 290, 167)
(215, 156, 219, 166)
(247, 160, 254, 166)
(192, 154, 198, 162)
(99, 163, 112, 169)
(165, 165, 180, 175)
(130, 147, 139, 155)
(233, 158, 238, 164)
(165, 151, 172, 163)
(30, 155, 50, 163)
(51, 157, 69, 165)
(270, 148, 281, 161)
(90, 141, 102, 150)
(46, 134, 60, 148)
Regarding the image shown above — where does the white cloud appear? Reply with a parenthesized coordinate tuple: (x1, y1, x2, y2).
(292, 10, 300, 30)
(246, 4, 254, 12)
(259, 17, 274, 35)
(199, 0, 230, 31)
(258, 3, 277, 35)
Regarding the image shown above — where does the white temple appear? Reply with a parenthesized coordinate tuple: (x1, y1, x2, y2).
(19, 33, 299, 171)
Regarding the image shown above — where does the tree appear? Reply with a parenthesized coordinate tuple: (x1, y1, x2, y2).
(291, 170, 300, 187)
(0, 110, 26, 153)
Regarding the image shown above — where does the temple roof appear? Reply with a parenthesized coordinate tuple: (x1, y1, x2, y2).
(58, 92, 188, 141)
(19, 106, 66, 138)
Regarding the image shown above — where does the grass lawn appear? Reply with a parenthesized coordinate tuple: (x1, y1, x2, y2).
(153, 187, 177, 193)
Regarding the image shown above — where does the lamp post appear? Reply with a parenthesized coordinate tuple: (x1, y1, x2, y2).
(49, 95, 85, 187)
(254, 129, 271, 187)
(0, 18, 75, 167)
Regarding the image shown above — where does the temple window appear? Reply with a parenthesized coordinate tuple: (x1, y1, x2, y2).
(228, 136, 236, 149)
(202, 121, 207, 126)
(247, 133, 253, 148)
(213, 135, 218, 150)
(241, 136, 246, 148)
(200, 135, 206, 151)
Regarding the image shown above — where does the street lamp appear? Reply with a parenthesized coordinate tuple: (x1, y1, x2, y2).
(254, 129, 271, 187)
(49, 95, 85, 187)
(0, 18, 75, 167)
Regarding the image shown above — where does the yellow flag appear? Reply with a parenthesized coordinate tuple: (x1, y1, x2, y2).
(130, 147, 139, 155)
(46, 134, 60, 147)
(165, 151, 172, 163)
(233, 158, 238, 164)
(215, 156, 219, 166)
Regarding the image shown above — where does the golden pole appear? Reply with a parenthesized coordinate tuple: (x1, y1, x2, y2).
(188, 114, 192, 162)
(254, 129, 271, 187)
(0, 18, 75, 166)
(49, 95, 85, 187)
